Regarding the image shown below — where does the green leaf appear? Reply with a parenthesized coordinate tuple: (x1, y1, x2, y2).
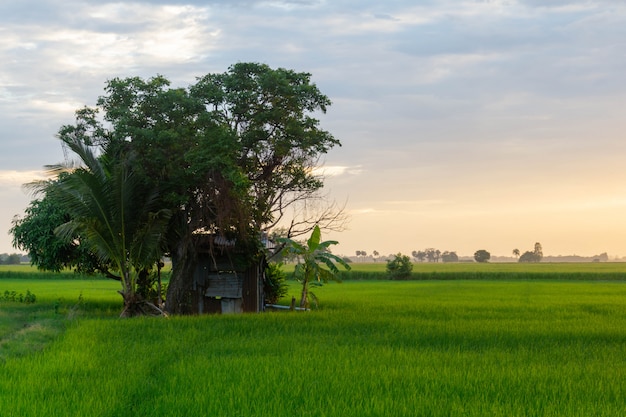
(307, 225, 321, 251)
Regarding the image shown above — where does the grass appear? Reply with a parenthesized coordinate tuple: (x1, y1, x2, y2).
(0, 302, 64, 362)
(0, 278, 121, 362)
(1, 271, 626, 415)
(0, 264, 97, 280)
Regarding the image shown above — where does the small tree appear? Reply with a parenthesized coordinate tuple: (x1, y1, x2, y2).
(279, 225, 350, 308)
(512, 248, 520, 259)
(474, 249, 491, 263)
(386, 253, 413, 280)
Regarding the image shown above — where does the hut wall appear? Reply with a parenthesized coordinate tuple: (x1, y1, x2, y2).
(192, 253, 264, 314)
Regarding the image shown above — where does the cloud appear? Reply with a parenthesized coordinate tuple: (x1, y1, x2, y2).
(0, 170, 47, 186)
(313, 165, 363, 177)
(349, 208, 377, 215)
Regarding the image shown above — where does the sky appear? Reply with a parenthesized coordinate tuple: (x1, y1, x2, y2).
(2, 0, 626, 259)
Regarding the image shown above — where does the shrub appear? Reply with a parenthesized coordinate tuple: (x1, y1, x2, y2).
(386, 253, 413, 280)
(264, 263, 289, 304)
(2, 289, 36, 303)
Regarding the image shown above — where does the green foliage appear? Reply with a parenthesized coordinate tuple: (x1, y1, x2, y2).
(1, 289, 36, 303)
(519, 250, 542, 263)
(519, 242, 544, 263)
(136, 267, 168, 306)
(279, 225, 350, 308)
(386, 253, 413, 279)
(263, 263, 289, 304)
(441, 251, 459, 263)
(10, 194, 104, 273)
(94, 63, 339, 238)
(474, 249, 491, 263)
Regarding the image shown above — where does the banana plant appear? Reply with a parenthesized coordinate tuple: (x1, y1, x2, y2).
(279, 225, 350, 308)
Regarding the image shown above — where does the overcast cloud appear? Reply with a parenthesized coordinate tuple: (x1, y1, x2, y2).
(2, 0, 626, 257)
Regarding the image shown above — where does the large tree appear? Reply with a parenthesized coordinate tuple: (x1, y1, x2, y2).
(15, 63, 342, 314)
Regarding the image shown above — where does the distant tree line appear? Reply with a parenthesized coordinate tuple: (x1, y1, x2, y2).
(0, 253, 26, 265)
(411, 249, 459, 263)
(355, 250, 381, 261)
(355, 241, 555, 264)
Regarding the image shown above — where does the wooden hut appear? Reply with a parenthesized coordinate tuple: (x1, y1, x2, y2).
(190, 234, 266, 314)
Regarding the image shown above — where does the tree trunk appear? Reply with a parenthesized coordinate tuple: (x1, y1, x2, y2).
(299, 279, 309, 309)
(165, 233, 198, 314)
(119, 291, 165, 317)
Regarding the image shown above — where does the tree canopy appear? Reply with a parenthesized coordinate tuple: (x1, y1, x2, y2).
(518, 242, 543, 263)
(11, 187, 104, 273)
(474, 249, 491, 263)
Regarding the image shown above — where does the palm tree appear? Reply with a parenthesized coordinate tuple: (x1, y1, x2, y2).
(44, 135, 172, 317)
(279, 225, 350, 308)
(512, 248, 520, 259)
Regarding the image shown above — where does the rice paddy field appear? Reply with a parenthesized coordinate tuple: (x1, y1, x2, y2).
(1, 263, 626, 416)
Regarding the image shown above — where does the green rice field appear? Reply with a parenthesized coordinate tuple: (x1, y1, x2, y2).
(332, 261, 626, 281)
(1, 264, 626, 416)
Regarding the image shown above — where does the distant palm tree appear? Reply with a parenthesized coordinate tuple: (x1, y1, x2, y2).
(513, 248, 520, 259)
(44, 135, 171, 317)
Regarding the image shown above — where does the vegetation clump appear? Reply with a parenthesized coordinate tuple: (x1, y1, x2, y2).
(1, 290, 36, 304)
(263, 263, 289, 305)
(386, 253, 413, 279)
(519, 242, 544, 263)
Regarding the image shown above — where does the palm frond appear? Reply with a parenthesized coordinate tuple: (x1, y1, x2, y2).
(47, 134, 170, 297)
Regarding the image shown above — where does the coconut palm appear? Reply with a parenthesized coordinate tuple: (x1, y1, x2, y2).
(43, 135, 172, 317)
(279, 225, 350, 308)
